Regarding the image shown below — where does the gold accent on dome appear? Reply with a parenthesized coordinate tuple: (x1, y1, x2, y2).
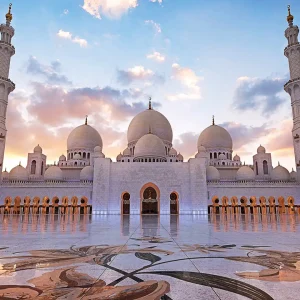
(287, 5, 294, 23)
(5, 3, 12, 23)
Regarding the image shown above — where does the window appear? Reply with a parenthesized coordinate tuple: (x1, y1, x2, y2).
(263, 160, 268, 174)
(170, 159, 172, 162)
(30, 160, 36, 174)
(210, 153, 212, 159)
(145, 159, 147, 162)
(83, 152, 86, 159)
(255, 161, 258, 175)
(87, 153, 90, 159)
(214, 153, 217, 159)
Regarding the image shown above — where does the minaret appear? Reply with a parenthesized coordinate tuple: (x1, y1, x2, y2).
(284, 5, 300, 175)
(0, 4, 15, 175)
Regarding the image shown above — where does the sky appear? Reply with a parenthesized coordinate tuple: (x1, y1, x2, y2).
(1, 0, 299, 171)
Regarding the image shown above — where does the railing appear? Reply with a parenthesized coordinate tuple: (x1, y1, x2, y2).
(0, 40, 14, 49)
(1, 180, 93, 186)
(207, 180, 300, 186)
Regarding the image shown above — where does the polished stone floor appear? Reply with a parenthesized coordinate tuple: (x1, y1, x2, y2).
(0, 213, 300, 299)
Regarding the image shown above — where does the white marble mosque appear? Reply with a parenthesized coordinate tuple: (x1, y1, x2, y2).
(1, 5, 300, 214)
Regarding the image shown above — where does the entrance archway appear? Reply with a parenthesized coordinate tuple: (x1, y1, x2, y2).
(170, 192, 179, 214)
(122, 192, 130, 214)
(140, 183, 160, 214)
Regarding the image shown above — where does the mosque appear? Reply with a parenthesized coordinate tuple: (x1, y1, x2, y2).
(0, 5, 300, 214)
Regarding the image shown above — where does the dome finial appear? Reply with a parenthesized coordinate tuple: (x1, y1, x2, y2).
(212, 115, 215, 125)
(278, 161, 280, 166)
(149, 97, 152, 110)
(5, 3, 12, 25)
(19, 161, 21, 166)
(287, 5, 294, 25)
(85, 115, 88, 125)
(149, 125, 152, 134)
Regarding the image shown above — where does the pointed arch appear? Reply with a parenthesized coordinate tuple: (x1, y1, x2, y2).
(140, 182, 160, 214)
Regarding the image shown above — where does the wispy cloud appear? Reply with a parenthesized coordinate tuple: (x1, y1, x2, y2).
(145, 20, 161, 34)
(57, 30, 88, 47)
(232, 76, 288, 116)
(147, 51, 165, 62)
(26, 56, 72, 85)
(167, 63, 203, 101)
(82, 0, 138, 19)
(150, 0, 163, 3)
(117, 65, 165, 85)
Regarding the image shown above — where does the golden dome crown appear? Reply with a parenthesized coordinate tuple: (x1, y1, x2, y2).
(5, 3, 12, 23)
(287, 5, 294, 23)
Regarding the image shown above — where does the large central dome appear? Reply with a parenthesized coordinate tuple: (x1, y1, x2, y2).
(198, 124, 232, 150)
(67, 124, 103, 151)
(127, 109, 173, 145)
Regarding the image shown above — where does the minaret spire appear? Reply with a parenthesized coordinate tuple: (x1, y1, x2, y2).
(0, 3, 15, 180)
(287, 5, 294, 27)
(284, 5, 300, 180)
(148, 97, 152, 110)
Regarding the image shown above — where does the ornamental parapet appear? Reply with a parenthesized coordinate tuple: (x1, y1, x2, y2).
(207, 180, 299, 186)
(0, 180, 93, 187)
(284, 42, 300, 52)
(0, 40, 15, 49)
(284, 77, 300, 88)
(0, 76, 15, 88)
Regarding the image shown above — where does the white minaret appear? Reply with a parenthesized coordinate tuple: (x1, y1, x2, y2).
(0, 4, 15, 175)
(284, 5, 300, 178)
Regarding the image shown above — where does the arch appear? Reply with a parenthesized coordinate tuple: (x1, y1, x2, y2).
(41, 161, 44, 175)
(263, 160, 268, 175)
(52, 196, 60, 214)
(71, 196, 79, 214)
(211, 195, 220, 214)
(121, 191, 130, 215)
(268, 196, 276, 214)
(240, 196, 248, 214)
(61, 196, 69, 214)
(80, 196, 88, 214)
(221, 196, 229, 213)
(31, 160, 37, 175)
(249, 196, 257, 214)
(13, 196, 22, 214)
(170, 191, 179, 214)
(140, 182, 160, 214)
(42, 196, 50, 214)
(287, 196, 295, 214)
(278, 196, 286, 214)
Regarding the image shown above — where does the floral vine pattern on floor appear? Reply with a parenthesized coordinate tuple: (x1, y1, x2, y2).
(1, 242, 294, 299)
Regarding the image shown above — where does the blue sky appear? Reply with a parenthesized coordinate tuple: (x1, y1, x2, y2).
(1, 0, 299, 171)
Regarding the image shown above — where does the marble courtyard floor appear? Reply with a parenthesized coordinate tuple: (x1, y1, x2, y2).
(0, 214, 300, 299)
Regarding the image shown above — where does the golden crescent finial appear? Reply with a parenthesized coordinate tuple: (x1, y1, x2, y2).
(5, 3, 13, 23)
(287, 4, 294, 23)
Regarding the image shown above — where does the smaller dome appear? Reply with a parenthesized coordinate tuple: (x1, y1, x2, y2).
(123, 148, 131, 156)
(2, 169, 9, 181)
(290, 168, 297, 181)
(59, 154, 66, 161)
(34, 144, 42, 153)
(44, 166, 63, 181)
(134, 134, 166, 158)
(257, 145, 266, 154)
(94, 146, 102, 153)
(80, 166, 94, 181)
(236, 166, 255, 181)
(169, 148, 177, 156)
(177, 153, 183, 161)
(74, 153, 81, 160)
(9, 165, 29, 181)
(219, 153, 226, 160)
(117, 153, 123, 161)
(198, 145, 206, 152)
(271, 164, 290, 181)
(233, 154, 240, 161)
(206, 166, 220, 181)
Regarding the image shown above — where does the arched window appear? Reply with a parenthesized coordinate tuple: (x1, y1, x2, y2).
(263, 160, 268, 174)
(30, 160, 36, 174)
(41, 162, 44, 175)
(71, 153, 73, 159)
(222, 162, 225, 165)
(214, 153, 217, 159)
(170, 159, 172, 162)
(83, 152, 86, 159)
(210, 153, 212, 159)
(145, 159, 148, 162)
(128, 159, 130, 162)
(255, 161, 258, 175)
(87, 153, 90, 159)
(75, 162, 77, 166)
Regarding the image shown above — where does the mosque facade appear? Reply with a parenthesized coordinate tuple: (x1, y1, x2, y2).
(1, 6, 300, 214)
